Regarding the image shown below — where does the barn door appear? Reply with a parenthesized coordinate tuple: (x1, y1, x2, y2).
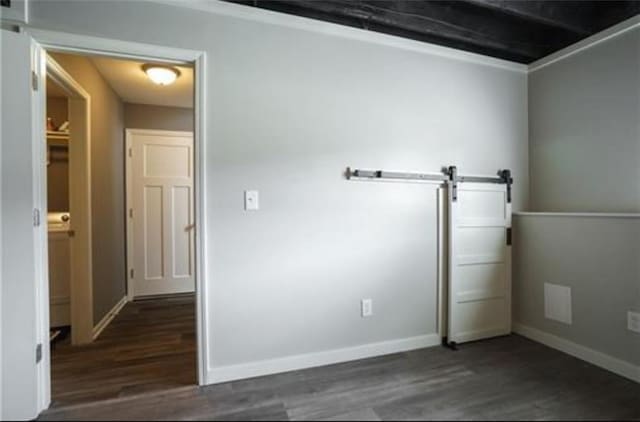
(447, 182, 512, 345)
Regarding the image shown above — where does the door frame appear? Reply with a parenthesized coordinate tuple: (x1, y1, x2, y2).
(125, 128, 195, 301)
(27, 28, 210, 414)
(46, 54, 94, 346)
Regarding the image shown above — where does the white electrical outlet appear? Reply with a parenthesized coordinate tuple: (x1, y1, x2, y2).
(628, 311, 640, 334)
(361, 299, 373, 318)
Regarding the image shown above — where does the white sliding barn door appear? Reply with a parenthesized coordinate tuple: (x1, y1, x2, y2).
(447, 183, 511, 345)
(127, 130, 195, 298)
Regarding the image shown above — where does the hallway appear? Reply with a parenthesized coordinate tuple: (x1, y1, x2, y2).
(50, 295, 196, 407)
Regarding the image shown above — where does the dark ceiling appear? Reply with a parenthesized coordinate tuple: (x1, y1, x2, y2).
(225, 0, 640, 63)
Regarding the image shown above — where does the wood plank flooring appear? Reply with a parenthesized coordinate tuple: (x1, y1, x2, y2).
(42, 322, 640, 420)
(49, 295, 196, 407)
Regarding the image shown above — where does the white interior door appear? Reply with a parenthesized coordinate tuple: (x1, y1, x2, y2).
(1, 29, 49, 420)
(48, 230, 71, 327)
(127, 130, 195, 298)
(447, 182, 512, 345)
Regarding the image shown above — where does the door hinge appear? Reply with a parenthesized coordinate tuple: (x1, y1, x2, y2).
(36, 343, 43, 364)
(33, 208, 41, 227)
(129, 208, 133, 218)
(32, 70, 38, 91)
(130, 268, 134, 279)
(506, 227, 512, 246)
(128, 148, 133, 157)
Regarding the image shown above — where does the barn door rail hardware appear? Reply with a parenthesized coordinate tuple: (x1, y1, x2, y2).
(346, 166, 513, 203)
(347, 168, 448, 183)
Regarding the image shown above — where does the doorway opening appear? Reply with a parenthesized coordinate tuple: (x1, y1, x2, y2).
(45, 59, 93, 347)
(43, 50, 198, 408)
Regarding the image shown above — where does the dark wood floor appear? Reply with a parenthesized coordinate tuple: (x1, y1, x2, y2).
(42, 321, 639, 421)
(49, 295, 197, 407)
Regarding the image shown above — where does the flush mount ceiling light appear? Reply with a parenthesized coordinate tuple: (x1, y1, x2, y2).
(142, 64, 181, 86)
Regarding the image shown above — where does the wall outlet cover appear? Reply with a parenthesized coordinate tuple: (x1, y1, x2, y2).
(361, 299, 373, 318)
(544, 283, 572, 325)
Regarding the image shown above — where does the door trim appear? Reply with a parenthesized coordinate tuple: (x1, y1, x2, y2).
(27, 28, 209, 414)
(125, 128, 195, 300)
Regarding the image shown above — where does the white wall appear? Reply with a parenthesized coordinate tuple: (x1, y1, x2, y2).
(0, 29, 4, 422)
(25, 0, 528, 381)
(513, 214, 640, 379)
(529, 26, 640, 213)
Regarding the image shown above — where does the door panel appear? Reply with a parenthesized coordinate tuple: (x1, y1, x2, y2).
(171, 185, 192, 278)
(0, 29, 43, 420)
(48, 233, 71, 327)
(143, 185, 164, 280)
(448, 183, 511, 345)
(129, 131, 194, 298)
(145, 144, 190, 178)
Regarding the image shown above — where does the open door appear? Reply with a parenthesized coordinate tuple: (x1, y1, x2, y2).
(1, 28, 50, 419)
(447, 182, 512, 346)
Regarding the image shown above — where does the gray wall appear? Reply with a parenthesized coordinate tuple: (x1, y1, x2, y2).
(49, 52, 126, 325)
(513, 214, 640, 366)
(124, 103, 193, 132)
(518, 26, 640, 372)
(31, 1, 528, 373)
(529, 28, 640, 213)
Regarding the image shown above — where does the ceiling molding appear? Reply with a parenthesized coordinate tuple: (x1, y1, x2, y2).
(148, 0, 528, 72)
(528, 14, 640, 72)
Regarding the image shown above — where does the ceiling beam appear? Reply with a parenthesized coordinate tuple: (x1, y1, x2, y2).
(226, 1, 640, 63)
(239, 0, 551, 62)
(462, 0, 594, 36)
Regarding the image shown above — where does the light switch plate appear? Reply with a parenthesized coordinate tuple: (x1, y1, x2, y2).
(544, 283, 572, 325)
(244, 190, 259, 211)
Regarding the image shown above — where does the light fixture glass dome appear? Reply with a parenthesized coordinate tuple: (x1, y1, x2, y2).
(142, 64, 180, 86)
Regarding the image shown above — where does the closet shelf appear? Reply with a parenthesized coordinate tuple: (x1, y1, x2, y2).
(47, 130, 69, 139)
(47, 131, 69, 146)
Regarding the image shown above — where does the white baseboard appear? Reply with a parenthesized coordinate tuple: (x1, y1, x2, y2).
(207, 333, 441, 384)
(513, 323, 640, 384)
(93, 296, 128, 340)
